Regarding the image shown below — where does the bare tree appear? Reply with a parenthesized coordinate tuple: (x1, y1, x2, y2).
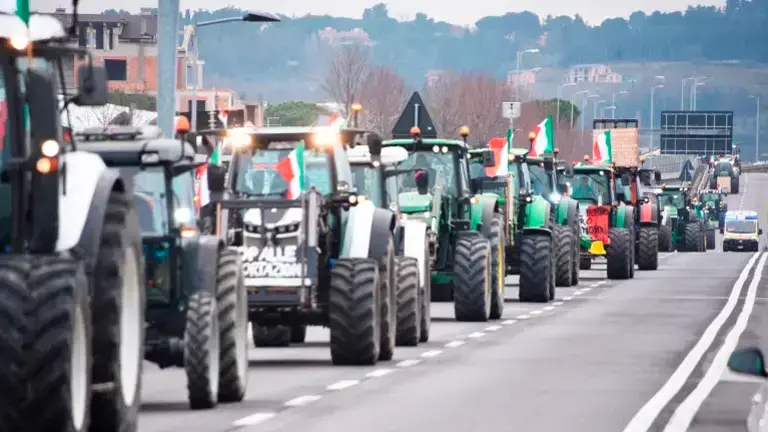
(358, 67, 407, 136)
(322, 44, 370, 117)
(451, 73, 509, 146)
(422, 72, 464, 137)
(72, 104, 124, 128)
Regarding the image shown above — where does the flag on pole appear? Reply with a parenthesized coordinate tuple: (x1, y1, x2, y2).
(528, 116, 554, 157)
(486, 133, 510, 177)
(275, 143, 306, 199)
(328, 112, 347, 129)
(218, 110, 228, 128)
(194, 142, 223, 209)
(592, 130, 612, 164)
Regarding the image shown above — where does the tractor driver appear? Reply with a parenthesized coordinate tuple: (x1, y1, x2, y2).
(405, 153, 436, 190)
(572, 176, 595, 200)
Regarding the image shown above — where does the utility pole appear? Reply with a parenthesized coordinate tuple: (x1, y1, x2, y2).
(157, 0, 180, 137)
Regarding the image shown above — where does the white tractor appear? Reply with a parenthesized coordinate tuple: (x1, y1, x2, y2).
(0, 10, 144, 432)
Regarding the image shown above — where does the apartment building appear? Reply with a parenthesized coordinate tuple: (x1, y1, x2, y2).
(564, 64, 623, 84)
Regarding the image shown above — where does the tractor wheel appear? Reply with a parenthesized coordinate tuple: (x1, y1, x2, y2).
(606, 228, 632, 280)
(637, 227, 659, 270)
(251, 324, 290, 347)
(290, 325, 307, 343)
(571, 225, 581, 285)
(554, 226, 574, 287)
(419, 242, 431, 343)
(684, 223, 701, 252)
(216, 249, 248, 403)
(519, 232, 553, 303)
(629, 228, 636, 279)
(732, 178, 740, 194)
(89, 190, 145, 432)
(329, 259, 380, 365)
(488, 215, 506, 320)
(658, 223, 674, 252)
(185, 291, 220, 410)
(394, 257, 420, 346)
(706, 229, 716, 250)
(0, 256, 31, 430)
(26, 256, 93, 432)
(377, 236, 396, 361)
(579, 256, 592, 270)
(453, 232, 492, 321)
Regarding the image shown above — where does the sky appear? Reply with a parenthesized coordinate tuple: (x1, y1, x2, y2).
(24, 0, 724, 26)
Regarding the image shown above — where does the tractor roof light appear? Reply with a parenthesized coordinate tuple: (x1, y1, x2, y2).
(351, 103, 362, 112)
(459, 126, 470, 137)
(9, 33, 29, 51)
(314, 131, 341, 147)
(41, 139, 59, 158)
(410, 126, 421, 137)
(553, 147, 559, 155)
(528, 132, 537, 142)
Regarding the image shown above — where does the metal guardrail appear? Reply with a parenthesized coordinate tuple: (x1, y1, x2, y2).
(740, 162, 768, 173)
(643, 154, 699, 180)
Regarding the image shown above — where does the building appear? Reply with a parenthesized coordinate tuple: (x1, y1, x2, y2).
(507, 70, 538, 88)
(564, 64, 623, 84)
(51, 8, 158, 95)
(317, 27, 375, 46)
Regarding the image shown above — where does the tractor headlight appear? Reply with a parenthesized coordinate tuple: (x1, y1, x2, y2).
(549, 193, 561, 203)
(174, 208, 193, 225)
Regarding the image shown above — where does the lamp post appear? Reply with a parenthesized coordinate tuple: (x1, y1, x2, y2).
(557, 82, 576, 130)
(601, 106, 616, 118)
(681, 77, 695, 110)
(749, 95, 760, 161)
(514, 49, 539, 101)
(611, 91, 628, 119)
(650, 83, 664, 150)
(573, 90, 589, 130)
(593, 99, 606, 120)
(582, 93, 600, 131)
(188, 11, 280, 131)
(351, 103, 362, 127)
(691, 81, 705, 110)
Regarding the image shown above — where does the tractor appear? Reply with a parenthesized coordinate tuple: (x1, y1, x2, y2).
(612, 164, 662, 270)
(710, 158, 739, 194)
(699, 188, 726, 241)
(571, 162, 636, 279)
(656, 184, 707, 252)
(348, 144, 433, 345)
(200, 126, 400, 365)
(0, 8, 146, 431)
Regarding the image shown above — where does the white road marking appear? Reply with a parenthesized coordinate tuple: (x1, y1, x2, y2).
(581, 287, 592, 292)
(529, 310, 543, 315)
(445, 340, 465, 348)
(485, 325, 502, 331)
(326, 380, 360, 391)
(420, 350, 443, 358)
(284, 395, 322, 407)
(596, 280, 608, 285)
(516, 314, 530, 319)
(552, 301, 564, 306)
(467, 332, 485, 338)
(563, 296, 573, 301)
(663, 252, 768, 431)
(622, 251, 761, 432)
(573, 291, 584, 296)
(365, 368, 394, 378)
(502, 319, 517, 325)
(543, 306, 555, 311)
(232, 412, 277, 427)
(396, 359, 421, 368)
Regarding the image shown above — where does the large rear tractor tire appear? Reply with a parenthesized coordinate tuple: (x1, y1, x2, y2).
(394, 257, 420, 346)
(216, 249, 248, 403)
(89, 189, 145, 432)
(571, 225, 581, 285)
(488, 215, 505, 320)
(453, 232, 492, 321)
(554, 226, 574, 287)
(658, 223, 674, 252)
(184, 291, 220, 410)
(0, 256, 31, 430)
(419, 243, 431, 343)
(377, 236, 396, 361)
(706, 229, 716, 250)
(26, 256, 93, 432)
(519, 232, 553, 303)
(684, 223, 702, 252)
(606, 228, 632, 280)
(329, 259, 380, 365)
(732, 177, 740, 194)
(637, 227, 659, 270)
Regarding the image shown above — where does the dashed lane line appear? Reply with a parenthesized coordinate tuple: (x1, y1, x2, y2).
(284, 395, 322, 407)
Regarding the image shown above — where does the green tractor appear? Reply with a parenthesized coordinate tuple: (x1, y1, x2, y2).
(709, 158, 740, 194)
(656, 184, 708, 252)
(699, 189, 727, 233)
(383, 93, 504, 321)
(571, 163, 636, 279)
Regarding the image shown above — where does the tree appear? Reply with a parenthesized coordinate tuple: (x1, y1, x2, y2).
(263, 101, 329, 126)
(108, 91, 156, 111)
(322, 45, 371, 117)
(358, 67, 407, 136)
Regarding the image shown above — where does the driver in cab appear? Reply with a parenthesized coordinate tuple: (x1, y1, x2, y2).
(405, 153, 435, 190)
(572, 176, 595, 200)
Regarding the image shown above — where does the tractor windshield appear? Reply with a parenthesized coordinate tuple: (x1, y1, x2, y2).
(571, 171, 611, 205)
(350, 164, 383, 206)
(398, 149, 457, 196)
(528, 164, 552, 196)
(133, 167, 170, 234)
(714, 162, 733, 176)
(700, 193, 720, 203)
(234, 147, 331, 198)
(658, 192, 683, 208)
(725, 220, 757, 234)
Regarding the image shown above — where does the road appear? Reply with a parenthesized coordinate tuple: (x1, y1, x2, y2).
(138, 172, 767, 432)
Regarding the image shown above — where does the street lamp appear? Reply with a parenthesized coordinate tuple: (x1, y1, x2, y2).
(749, 95, 760, 161)
(582, 93, 600, 131)
(557, 83, 576, 129)
(188, 11, 281, 131)
(650, 83, 664, 150)
(593, 99, 606, 120)
(573, 90, 589, 130)
(514, 48, 540, 101)
(612, 91, 628, 119)
(351, 103, 362, 127)
(691, 80, 705, 110)
(601, 105, 616, 118)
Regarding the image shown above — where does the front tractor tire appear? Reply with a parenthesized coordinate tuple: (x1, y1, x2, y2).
(606, 228, 632, 280)
(519, 232, 554, 303)
(419, 242, 431, 343)
(453, 232, 493, 321)
(184, 291, 220, 410)
(377, 236, 396, 362)
(658, 223, 674, 252)
(394, 257, 421, 346)
(216, 249, 248, 403)
(637, 227, 659, 270)
(706, 229, 716, 250)
(329, 259, 381, 365)
(488, 215, 506, 320)
(554, 226, 574, 287)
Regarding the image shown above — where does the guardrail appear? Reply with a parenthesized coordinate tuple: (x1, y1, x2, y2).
(642, 154, 699, 180)
(739, 162, 768, 173)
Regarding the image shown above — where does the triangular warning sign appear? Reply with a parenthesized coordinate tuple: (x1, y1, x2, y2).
(679, 165, 693, 182)
(392, 92, 437, 139)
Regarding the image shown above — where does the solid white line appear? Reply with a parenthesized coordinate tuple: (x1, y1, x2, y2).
(284, 395, 322, 407)
(663, 252, 768, 431)
(552, 301, 564, 306)
(396, 359, 421, 368)
(485, 325, 502, 331)
(232, 412, 277, 427)
(573, 291, 584, 296)
(326, 380, 360, 391)
(622, 251, 761, 432)
(516, 314, 530, 319)
(529, 310, 543, 315)
(543, 306, 555, 311)
(581, 287, 592, 292)
(467, 332, 485, 338)
(445, 340, 465, 348)
(563, 296, 573, 301)
(502, 319, 517, 325)
(365, 368, 394, 378)
(420, 350, 443, 358)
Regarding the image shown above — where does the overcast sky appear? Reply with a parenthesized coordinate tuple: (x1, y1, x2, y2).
(21, 0, 724, 26)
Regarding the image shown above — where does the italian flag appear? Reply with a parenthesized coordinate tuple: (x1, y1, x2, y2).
(218, 111, 228, 128)
(195, 143, 221, 209)
(528, 116, 554, 157)
(485, 129, 511, 177)
(275, 143, 306, 199)
(592, 130, 612, 163)
(328, 112, 347, 129)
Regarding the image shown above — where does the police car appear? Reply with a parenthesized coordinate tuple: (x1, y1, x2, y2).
(722, 210, 762, 252)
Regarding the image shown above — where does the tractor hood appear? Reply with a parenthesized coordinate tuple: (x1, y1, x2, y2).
(399, 191, 432, 213)
(242, 207, 303, 227)
(665, 205, 678, 218)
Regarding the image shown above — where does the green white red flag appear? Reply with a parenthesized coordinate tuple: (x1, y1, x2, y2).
(528, 116, 554, 157)
(275, 143, 306, 199)
(592, 130, 612, 164)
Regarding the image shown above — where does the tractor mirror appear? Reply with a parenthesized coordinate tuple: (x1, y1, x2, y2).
(25, 69, 60, 154)
(206, 164, 227, 193)
(760, 229, 764, 235)
(415, 169, 429, 195)
(367, 134, 382, 157)
(482, 150, 495, 167)
(654, 171, 662, 183)
(728, 347, 768, 378)
(74, 64, 108, 106)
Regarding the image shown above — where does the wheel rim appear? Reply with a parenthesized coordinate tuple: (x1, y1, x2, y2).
(209, 308, 220, 396)
(71, 301, 88, 430)
(235, 279, 248, 381)
(120, 247, 142, 407)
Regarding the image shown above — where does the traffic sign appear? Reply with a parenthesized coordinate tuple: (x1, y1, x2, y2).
(502, 102, 521, 119)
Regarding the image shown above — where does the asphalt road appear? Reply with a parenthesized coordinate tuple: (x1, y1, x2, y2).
(138, 173, 767, 432)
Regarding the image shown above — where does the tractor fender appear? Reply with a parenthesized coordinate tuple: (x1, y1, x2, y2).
(639, 201, 659, 226)
(560, 197, 579, 228)
(478, 196, 497, 237)
(622, 205, 635, 230)
(180, 234, 222, 296)
(340, 202, 395, 260)
(468, 194, 492, 232)
(524, 197, 551, 230)
(59, 151, 117, 254)
(521, 226, 552, 237)
(401, 220, 429, 288)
